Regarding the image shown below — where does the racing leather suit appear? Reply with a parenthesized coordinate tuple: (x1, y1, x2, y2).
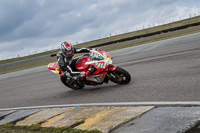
(56, 47, 91, 78)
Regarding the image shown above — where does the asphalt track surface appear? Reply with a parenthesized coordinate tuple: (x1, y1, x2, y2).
(0, 32, 200, 109)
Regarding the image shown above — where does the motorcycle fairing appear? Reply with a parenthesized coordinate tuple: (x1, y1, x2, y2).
(48, 62, 63, 75)
(75, 56, 90, 71)
(108, 64, 117, 71)
(75, 50, 111, 83)
(86, 73, 107, 83)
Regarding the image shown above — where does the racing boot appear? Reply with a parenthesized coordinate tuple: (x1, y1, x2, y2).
(76, 72, 86, 86)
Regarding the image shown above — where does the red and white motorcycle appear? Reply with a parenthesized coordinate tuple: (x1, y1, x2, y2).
(48, 49, 131, 90)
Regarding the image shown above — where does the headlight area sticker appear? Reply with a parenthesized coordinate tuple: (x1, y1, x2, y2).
(105, 57, 112, 64)
(96, 62, 107, 68)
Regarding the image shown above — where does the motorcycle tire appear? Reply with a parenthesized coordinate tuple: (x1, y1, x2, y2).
(110, 67, 131, 84)
(60, 75, 84, 90)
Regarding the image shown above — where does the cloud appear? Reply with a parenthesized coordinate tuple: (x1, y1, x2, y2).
(0, 0, 92, 41)
(0, 0, 200, 59)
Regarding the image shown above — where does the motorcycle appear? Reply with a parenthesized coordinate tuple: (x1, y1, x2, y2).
(48, 49, 131, 90)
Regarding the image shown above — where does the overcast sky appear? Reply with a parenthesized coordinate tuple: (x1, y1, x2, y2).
(0, 0, 200, 60)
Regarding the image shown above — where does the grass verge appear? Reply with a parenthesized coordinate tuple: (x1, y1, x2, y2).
(0, 16, 200, 75)
(0, 124, 100, 133)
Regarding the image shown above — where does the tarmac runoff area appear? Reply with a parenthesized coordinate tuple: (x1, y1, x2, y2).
(1, 103, 200, 133)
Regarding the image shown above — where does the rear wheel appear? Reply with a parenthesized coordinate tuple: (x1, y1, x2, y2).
(110, 67, 131, 84)
(60, 75, 84, 90)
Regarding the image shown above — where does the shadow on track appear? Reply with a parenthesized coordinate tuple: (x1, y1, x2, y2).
(58, 83, 131, 98)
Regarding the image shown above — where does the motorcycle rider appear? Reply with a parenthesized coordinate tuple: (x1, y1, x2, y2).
(57, 41, 92, 85)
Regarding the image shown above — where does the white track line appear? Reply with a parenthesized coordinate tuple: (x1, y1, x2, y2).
(1, 101, 200, 111)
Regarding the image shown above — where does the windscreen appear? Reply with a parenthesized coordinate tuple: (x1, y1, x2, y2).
(89, 50, 104, 61)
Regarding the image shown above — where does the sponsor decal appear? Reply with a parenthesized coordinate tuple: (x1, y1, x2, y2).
(86, 74, 106, 83)
(50, 63, 54, 68)
(103, 53, 107, 57)
(99, 56, 103, 59)
(55, 68, 59, 74)
(97, 63, 101, 68)
(53, 63, 57, 67)
(103, 62, 107, 68)
(77, 67, 86, 69)
(97, 62, 107, 68)
(105, 57, 112, 64)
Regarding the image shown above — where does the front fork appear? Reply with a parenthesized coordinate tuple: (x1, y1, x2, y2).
(105, 64, 117, 83)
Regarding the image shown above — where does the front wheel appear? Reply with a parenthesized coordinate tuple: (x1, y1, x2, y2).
(109, 67, 131, 84)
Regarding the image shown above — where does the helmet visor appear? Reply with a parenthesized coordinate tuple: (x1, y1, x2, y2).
(65, 50, 72, 55)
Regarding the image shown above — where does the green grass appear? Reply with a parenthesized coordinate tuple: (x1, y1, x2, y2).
(0, 16, 200, 75)
(0, 124, 101, 133)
